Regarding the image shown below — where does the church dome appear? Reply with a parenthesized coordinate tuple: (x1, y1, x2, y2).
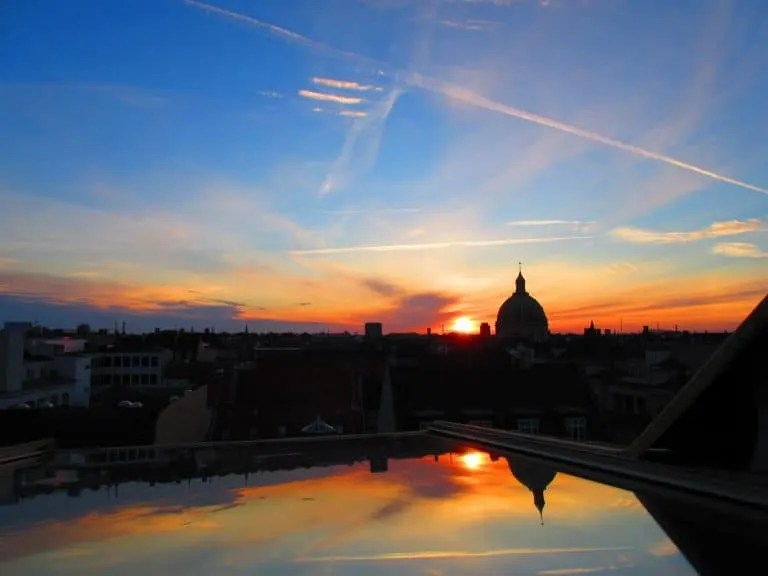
(495, 269, 549, 342)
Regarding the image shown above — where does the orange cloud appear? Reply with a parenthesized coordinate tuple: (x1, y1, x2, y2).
(611, 219, 763, 244)
(298, 89, 364, 105)
(712, 242, 768, 259)
(312, 77, 376, 91)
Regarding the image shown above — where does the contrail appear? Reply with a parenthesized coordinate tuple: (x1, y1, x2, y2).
(184, 0, 383, 69)
(407, 72, 768, 196)
(292, 235, 595, 256)
(185, 0, 768, 197)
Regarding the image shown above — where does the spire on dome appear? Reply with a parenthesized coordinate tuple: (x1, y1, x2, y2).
(515, 262, 527, 295)
(534, 489, 546, 526)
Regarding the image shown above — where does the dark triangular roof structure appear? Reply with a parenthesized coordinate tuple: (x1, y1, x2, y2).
(625, 293, 768, 462)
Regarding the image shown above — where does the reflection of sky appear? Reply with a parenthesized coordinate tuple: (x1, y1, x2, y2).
(0, 454, 694, 575)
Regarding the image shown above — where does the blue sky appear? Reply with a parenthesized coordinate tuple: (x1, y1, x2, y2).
(1, 0, 766, 333)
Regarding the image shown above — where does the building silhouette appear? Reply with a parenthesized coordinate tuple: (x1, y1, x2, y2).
(495, 267, 549, 342)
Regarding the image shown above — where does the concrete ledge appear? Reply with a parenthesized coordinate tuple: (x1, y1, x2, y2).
(429, 422, 768, 511)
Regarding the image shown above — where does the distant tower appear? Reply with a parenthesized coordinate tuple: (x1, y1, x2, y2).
(479, 322, 491, 337)
(364, 322, 383, 339)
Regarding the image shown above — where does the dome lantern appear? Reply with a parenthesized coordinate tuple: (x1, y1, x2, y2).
(496, 265, 549, 342)
(515, 262, 527, 295)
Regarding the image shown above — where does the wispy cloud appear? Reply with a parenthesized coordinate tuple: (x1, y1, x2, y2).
(648, 539, 678, 557)
(320, 208, 421, 215)
(538, 569, 609, 575)
(440, 19, 497, 31)
(712, 242, 768, 258)
(292, 235, 594, 255)
(298, 89, 364, 105)
(185, 0, 768, 199)
(258, 90, 282, 98)
(312, 77, 377, 91)
(295, 547, 631, 564)
(611, 218, 763, 244)
(319, 87, 403, 196)
(311, 107, 368, 118)
(507, 219, 589, 226)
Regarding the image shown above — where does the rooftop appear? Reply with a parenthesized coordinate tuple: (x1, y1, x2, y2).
(2, 433, 765, 575)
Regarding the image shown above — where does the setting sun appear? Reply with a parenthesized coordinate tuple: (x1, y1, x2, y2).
(460, 451, 486, 470)
(452, 316, 477, 334)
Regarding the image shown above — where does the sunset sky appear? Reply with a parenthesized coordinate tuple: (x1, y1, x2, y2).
(1, 0, 766, 333)
(0, 454, 691, 574)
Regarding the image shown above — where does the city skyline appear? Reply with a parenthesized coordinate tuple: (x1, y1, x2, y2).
(1, 0, 767, 334)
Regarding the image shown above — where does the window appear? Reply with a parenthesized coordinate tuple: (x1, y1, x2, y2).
(565, 417, 587, 441)
(142, 356, 149, 367)
(150, 355, 159, 367)
(141, 374, 148, 385)
(122, 356, 130, 368)
(517, 418, 539, 434)
(113, 356, 121, 367)
(122, 374, 130, 385)
(149, 374, 158, 385)
(102, 356, 112, 368)
(132, 355, 140, 367)
(131, 374, 139, 385)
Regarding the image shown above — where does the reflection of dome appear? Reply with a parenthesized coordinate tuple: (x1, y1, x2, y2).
(507, 457, 557, 524)
(495, 268, 549, 342)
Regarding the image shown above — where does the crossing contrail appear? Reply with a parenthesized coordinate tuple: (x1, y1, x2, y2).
(406, 73, 768, 196)
(185, 0, 768, 197)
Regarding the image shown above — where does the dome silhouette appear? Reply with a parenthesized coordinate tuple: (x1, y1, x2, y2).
(507, 457, 557, 524)
(495, 267, 549, 342)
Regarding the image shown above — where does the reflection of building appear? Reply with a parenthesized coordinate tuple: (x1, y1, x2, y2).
(506, 457, 557, 524)
(495, 269, 549, 342)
